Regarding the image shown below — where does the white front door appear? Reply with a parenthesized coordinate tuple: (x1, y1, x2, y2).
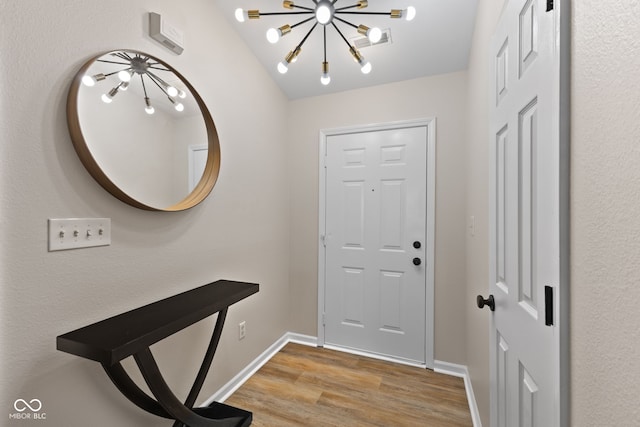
(321, 122, 434, 365)
(487, 0, 566, 426)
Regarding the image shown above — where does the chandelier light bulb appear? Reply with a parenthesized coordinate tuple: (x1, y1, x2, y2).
(166, 86, 179, 97)
(266, 28, 280, 44)
(267, 25, 291, 44)
(368, 27, 382, 43)
(167, 96, 184, 112)
(236, 8, 259, 22)
(101, 87, 119, 104)
(119, 81, 130, 91)
(82, 73, 105, 87)
(315, 1, 334, 25)
(235, 8, 247, 22)
(321, 61, 331, 85)
(277, 61, 289, 74)
(279, 46, 301, 73)
(405, 6, 417, 21)
(359, 25, 383, 44)
(349, 46, 370, 73)
(118, 70, 132, 82)
(178, 90, 187, 99)
(82, 75, 96, 87)
(144, 97, 155, 115)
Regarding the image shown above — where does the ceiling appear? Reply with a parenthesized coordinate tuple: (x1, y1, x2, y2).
(213, 0, 479, 99)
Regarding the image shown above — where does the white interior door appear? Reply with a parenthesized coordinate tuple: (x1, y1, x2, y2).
(321, 122, 434, 365)
(487, 0, 565, 426)
(188, 144, 208, 192)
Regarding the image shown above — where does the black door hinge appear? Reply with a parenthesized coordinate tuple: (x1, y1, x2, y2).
(545, 286, 554, 326)
(546, 0, 554, 12)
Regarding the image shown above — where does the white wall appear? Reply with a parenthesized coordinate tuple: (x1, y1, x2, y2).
(287, 71, 470, 364)
(0, 1, 290, 426)
(570, 1, 640, 425)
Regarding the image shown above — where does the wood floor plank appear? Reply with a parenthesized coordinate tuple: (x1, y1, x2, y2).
(224, 343, 472, 426)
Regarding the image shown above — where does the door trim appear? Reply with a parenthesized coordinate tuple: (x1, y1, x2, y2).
(317, 118, 436, 369)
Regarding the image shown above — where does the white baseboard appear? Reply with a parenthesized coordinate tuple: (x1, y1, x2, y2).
(434, 360, 483, 427)
(201, 332, 317, 406)
(203, 333, 481, 427)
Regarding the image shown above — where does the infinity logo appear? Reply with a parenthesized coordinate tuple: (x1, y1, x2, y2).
(14, 399, 42, 412)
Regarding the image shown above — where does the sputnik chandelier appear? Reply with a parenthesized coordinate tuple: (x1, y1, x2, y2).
(235, 1, 416, 85)
(81, 51, 186, 115)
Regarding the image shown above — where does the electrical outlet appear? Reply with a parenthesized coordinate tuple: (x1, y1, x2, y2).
(238, 321, 246, 340)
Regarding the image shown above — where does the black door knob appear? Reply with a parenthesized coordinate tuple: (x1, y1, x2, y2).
(413, 241, 421, 249)
(413, 257, 422, 266)
(476, 295, 495, 311)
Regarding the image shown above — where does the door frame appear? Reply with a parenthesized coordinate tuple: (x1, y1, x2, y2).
(317, 118, 436, 368)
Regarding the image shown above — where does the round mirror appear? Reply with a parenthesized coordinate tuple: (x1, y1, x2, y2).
(67, 49, 220, 211)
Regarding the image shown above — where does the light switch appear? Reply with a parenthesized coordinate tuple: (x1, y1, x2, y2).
(48, 218, 111, 251)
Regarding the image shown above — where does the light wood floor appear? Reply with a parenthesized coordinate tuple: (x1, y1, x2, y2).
(224, 343, 472, 426)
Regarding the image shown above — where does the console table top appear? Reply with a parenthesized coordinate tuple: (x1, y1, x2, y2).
(57, 280, 259, 366)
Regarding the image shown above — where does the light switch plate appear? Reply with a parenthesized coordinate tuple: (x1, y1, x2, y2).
(48, 218, 111, 251)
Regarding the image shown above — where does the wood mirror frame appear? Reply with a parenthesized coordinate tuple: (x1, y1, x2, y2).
(66, 49, 220, 211)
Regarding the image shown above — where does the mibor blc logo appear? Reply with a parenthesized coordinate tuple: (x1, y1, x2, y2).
(9, 399, 46, 420)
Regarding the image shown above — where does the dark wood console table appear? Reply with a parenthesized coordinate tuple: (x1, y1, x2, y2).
(57, 280, 259, 427)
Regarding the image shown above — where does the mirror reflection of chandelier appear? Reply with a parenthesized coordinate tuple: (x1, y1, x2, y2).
(235, 0, 415, 85)
(81, 51, 186, 115)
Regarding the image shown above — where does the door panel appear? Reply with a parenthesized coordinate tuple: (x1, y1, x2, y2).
(341, 267, 365, 326)
(324, 126, 427, 363)
(342, 181, 365, 247)
(489, 0, 560, 426)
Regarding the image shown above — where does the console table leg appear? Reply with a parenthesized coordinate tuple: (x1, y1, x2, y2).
(135, 347, 244, 427)
(102, 361, 172, 419)
(173, 308, 228, 427)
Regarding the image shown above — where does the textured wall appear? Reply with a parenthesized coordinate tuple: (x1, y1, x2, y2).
(287, 71, 470, 365)
(0, 1, 290, 426)
(571, 1, 640, 425)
